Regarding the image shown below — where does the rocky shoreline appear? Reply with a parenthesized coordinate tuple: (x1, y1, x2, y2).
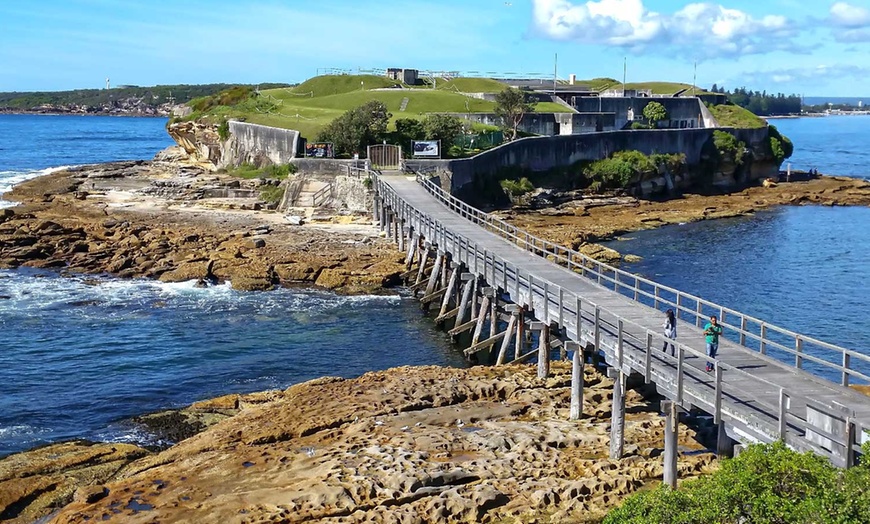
(501, 174, 870, 264)
(1, 364, 718, 524)
(0, 160, 404, 294)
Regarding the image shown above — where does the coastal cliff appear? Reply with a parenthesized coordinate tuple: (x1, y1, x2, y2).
(166, 121, 299, 170)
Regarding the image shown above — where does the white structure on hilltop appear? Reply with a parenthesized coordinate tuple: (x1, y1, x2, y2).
(105, 78, 110, 90)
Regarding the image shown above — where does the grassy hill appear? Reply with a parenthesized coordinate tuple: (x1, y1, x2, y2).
(179, 75, 721, 138)
(181, 75, 572, 138)
(707, 103, 767, 128)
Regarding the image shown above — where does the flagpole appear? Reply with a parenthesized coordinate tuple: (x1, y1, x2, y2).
(622, 57, 627, 97)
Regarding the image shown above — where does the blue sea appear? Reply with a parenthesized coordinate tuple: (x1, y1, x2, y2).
(606, 115, 870, 383)
(0, 114, 464, 456)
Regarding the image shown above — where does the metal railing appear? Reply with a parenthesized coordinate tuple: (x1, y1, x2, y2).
(311, 183, 333, 207)
(412, 174, 870, 388)
(372, 174, 869, 467)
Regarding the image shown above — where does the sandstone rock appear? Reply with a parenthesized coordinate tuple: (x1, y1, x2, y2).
(157, 261, 211, 283)
(230, 276, 274, 291)
(74, 485, 109, 504)
(274, 263, 321, 282)
(243, 237, 266, 249)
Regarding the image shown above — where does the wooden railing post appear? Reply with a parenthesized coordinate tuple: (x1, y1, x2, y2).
(843, 352, 851, 387)
(677, 346, 684, 406)
(594, 306, 601, 352)
(795, 336, 803, 369)
(778, 389, 788, 440)
(644, 331, 653, 384)
(740, 316, 747, 345)
(760, 324, 768, 355)
(569, 342, 584, 421)
(617, 319, 625, 371)
(714, 365, 723, 424)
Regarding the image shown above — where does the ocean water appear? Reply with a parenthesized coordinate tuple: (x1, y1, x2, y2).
(771, 115, 870, 179)
(0, 114, 464, 456)
(605, 117, 870, 382)
(0, 114, 176, 206)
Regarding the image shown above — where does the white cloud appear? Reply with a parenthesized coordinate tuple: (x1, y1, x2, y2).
(531, 0, 800, 56)
(741, 64, 870, 86)
(531, 0, 664, 45)
(828, 2, 870, 41)
(829, 2, 870, 28)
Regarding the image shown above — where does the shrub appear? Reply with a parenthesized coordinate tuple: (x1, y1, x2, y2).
(217, 119, 230, 141)
(650, 153, 686, 174)
(259, 184, 285, 204)
(630, 122, 649, 130)
(499, 177, 535, 196)
(583, 150, 656, 190)
(604, 441, 870, 524)
(261, 163, 296, 180)
(768, 124, 794, 159)
(713, 130, 747, 165)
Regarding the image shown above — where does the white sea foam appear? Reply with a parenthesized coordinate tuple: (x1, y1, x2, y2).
(0, 424, 50, 439)
(0, 165, 78, 208)
(0, 270, 403, 318)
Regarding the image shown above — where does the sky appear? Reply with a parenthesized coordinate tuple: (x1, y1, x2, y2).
(1, 0, 870, 96)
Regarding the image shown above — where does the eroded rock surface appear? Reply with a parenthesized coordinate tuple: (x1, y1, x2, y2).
(504, 176, 870, 262)
(44, 364, 715, 523)
(0, 162, 402, 293)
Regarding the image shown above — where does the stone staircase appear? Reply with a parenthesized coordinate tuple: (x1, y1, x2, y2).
(294, 180, 332, 207)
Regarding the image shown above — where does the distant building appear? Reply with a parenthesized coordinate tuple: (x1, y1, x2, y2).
(860, 100, 864, 108)
(386, 68, 419, 85)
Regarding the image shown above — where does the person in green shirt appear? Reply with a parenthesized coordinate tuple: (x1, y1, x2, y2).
(704, 315, 723, 372)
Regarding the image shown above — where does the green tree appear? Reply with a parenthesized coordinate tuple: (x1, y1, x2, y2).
(423, 114, 465, 146)
(317, 100, 391, 156)
(643, 101, 668, 128)
(394, 118, 425, 142)
(494, 87, 533, 141)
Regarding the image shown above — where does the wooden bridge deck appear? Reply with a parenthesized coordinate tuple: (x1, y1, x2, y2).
(378, 174, 870, 465)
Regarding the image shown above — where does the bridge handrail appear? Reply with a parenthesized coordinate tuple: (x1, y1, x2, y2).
(374, 175, 868, 465)
(411, 174, 870, 387)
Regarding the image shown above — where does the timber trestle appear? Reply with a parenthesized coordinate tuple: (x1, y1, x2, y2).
(370, 171, 870, 486)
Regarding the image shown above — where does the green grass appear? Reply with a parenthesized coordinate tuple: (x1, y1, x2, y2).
(577, 78, 712, 96)
(187, 75, 717, 138)
(532, 101, 573, 112)
(286, 75, 401, 97)
(223, 163, 296, 180)
(708, 104, 767, 129)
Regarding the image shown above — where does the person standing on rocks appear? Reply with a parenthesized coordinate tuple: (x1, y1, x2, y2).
(704, 315, 723, 372)
(662, 309, 677, 356)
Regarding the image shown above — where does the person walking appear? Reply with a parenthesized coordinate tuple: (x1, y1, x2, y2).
(704, 315, 723, 372)
(662, 309, 677, 356)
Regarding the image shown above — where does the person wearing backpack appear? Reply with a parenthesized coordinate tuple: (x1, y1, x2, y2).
(662, 309, 677, 357)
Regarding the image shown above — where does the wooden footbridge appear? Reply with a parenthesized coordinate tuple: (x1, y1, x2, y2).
(370, 172, 870, 483)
